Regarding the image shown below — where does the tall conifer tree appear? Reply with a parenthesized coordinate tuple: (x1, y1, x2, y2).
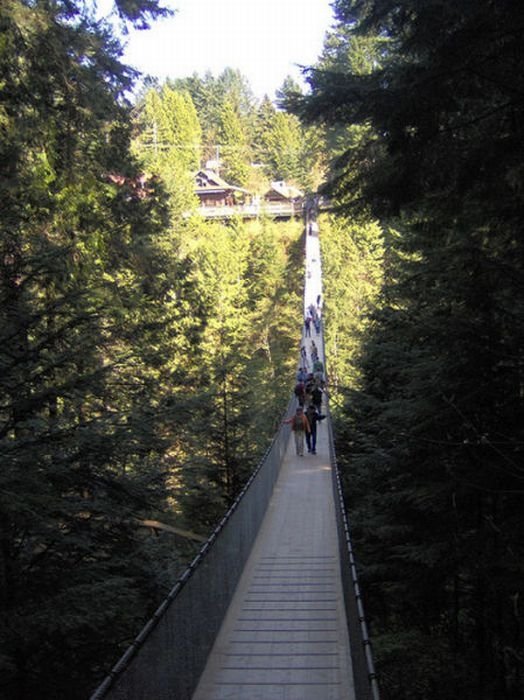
(0, 1, 197, 697)
(297, 1, 524, 697)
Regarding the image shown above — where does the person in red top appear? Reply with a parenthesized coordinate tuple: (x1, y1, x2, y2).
(283, 406, 311, 456)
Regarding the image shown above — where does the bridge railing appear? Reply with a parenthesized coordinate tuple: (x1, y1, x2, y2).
(322, 330, 380, 700)
(196, 201, 302, 219)
(303, 211, 379, 699)
(327, 418, 380, 700)
(90, 400, 294, 700)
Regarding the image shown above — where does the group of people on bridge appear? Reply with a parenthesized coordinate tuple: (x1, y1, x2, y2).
(284, 325, 327, 457)
(284, 403, 325, 457)
(304, 299, 322, 337)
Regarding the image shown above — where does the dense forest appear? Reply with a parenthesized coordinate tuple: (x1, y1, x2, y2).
(296, 1, 524, 699)
(1, 0, 523, 699)
(0, 1, 308, 697)
(130, 68, 325, 201)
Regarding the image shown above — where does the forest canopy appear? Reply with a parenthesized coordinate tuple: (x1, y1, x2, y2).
(2, 0, 523, 699)
(295, 1, 524, 698)
(0, 1, 309, 697)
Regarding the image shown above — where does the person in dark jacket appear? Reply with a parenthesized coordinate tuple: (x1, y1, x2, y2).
(311, 385, 323, 411)
(304, 316, 312, 337)
(305, 404, 325, 454)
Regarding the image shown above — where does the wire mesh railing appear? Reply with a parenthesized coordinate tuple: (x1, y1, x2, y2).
(320, 317, 380, 700)
(327, 417, 380, 700)
(91, 217, 379, 700)
(90, 399, 294, 700)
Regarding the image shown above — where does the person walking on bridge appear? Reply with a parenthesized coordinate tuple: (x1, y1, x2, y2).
(296, 366, 307, 383)
(304, 315, 312, 337)
(283, 407, 310, 457)
(305, 404, 325, 455)
(311, 384, 324, 411)
(294, 380, 306, 407)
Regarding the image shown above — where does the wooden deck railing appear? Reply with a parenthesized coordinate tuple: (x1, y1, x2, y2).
(195, 201, 303, 219)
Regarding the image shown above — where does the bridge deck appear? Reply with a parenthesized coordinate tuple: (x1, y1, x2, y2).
(193, 356, 355, 699)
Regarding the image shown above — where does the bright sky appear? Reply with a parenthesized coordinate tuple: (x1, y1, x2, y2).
(110, 0, 334, 99)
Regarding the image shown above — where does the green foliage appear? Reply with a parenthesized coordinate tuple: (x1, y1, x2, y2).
(339, 217, 524, 698)
(253, 96, 325, 190)
(131, 84, 201, 216)
(0, 1, 193, 693)
(319, 212, 384, 398)
(170, 68, 255, 166)
(216, 99, 251, 186)
(0, 1, 307, 698)
(168, 216, 303, 524)
(301, 1, 524, 698)
(260, 111, 306, 183)
(165, 68, 326, 191)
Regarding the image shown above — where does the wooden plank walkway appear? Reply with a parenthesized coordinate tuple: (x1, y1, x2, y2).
(193, 346, 355, 699)
(193, 219, 355, 699)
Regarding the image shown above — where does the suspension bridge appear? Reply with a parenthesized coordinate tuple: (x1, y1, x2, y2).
(90, 218, 379, 700)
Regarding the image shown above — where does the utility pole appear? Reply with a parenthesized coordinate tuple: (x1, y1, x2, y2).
(153, 119, 158, 157)
(215, 144, 220, 175)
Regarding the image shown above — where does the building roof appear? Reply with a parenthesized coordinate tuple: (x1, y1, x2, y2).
(194, 169, 248, 194)
(267, 180, 304, 200)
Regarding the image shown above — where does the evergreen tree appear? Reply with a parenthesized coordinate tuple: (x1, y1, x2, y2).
(216, 67, 256, 117)
(260, 111, 305, 183)
(0, 3, 321, 697)
(0, 1, 202, 697)
(171, 68, 256, 168)
(298, 1, 524, 697)
(132, 84, 201, 216)
(319, 213, 384, 397)
(216, 99, 251, 186)
(170, 217, 303, 525)
(254, 94, 324, 190)
(275, 74, 304, 104)
(160, 85, 202, 170)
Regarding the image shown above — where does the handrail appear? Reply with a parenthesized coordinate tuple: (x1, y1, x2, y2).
(196, 201, 302, 219)
(327, 418, 381, 700)
(321, 329, 380, 700)
(91, 215, 379, 700)
(90, 396, 294, 700)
